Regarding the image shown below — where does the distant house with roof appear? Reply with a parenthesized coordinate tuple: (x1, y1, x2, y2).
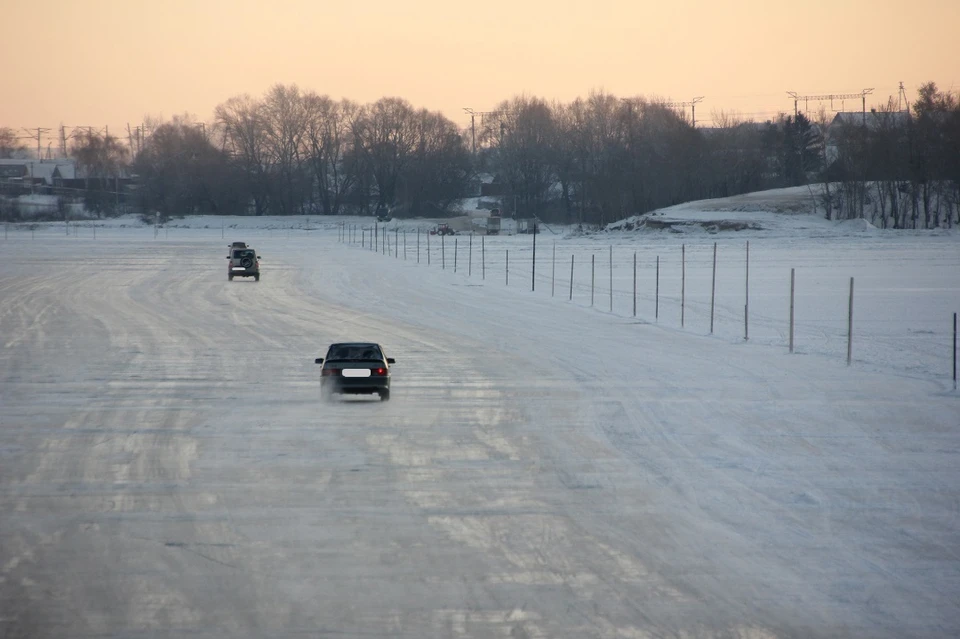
(829, 110, 911, 131)
(0, 158, 77, 186)
(825, 110, 911, 163)
(697, 120, 773, 140)
(479, 173, 511, 197)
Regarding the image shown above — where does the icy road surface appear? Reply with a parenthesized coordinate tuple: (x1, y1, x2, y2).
(1, 231, 958, 638)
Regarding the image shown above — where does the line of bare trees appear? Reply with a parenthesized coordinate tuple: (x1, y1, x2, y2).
(5, 81, 957, 228)
(127, 87, 473, 220)
(474, 94, 831, 226)
(482, 86, 957, 229)
(104, 86, 851, 224)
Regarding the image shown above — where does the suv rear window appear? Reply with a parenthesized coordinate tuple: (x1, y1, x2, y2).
(233, 249, 256, 259)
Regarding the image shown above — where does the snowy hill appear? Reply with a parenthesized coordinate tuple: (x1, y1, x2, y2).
(606, 186, 838, 235)
(606, 185, 956, 237)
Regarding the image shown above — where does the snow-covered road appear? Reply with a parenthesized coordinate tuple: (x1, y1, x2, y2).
(1, 229, 958, 638)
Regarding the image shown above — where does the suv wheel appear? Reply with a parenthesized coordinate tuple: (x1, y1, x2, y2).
(254, 274, 260, 281)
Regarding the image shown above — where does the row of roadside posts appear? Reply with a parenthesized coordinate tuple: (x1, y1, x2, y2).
(1, 219, 957, 390)
(3, 223, 96, 240)
(0, 219, 954, 389)
(338, 221, 958, 389)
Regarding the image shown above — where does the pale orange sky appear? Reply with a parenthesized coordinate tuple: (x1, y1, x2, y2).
(3, 0, 959, 142)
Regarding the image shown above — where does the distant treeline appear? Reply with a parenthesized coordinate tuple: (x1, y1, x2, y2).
(2, 82, 957, 228)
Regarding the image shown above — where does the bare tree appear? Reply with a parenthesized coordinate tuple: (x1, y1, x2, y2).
(133, 119, 244, 219)
(0, 127, 29, 159)
(702, 111, 766, 200)
(401, 108, 471, 216)
(260, 84, 310, 215)
(864, 98, 910, 228)
(549, 101, 579, 222)
(912, 82, 960, 228)
(69, 129, 129, 217)
(216, 94, 270, 215)
(495, 95, 557, 218)
(303, 94, 360, 215)
(352, 97, 418, 211)
(583, 91, 629, 224)
(616, 98, 702, 220)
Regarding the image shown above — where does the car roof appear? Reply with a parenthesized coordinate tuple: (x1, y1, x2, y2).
(328, 342, 380, 349)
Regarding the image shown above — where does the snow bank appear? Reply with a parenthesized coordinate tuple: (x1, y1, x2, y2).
(602, 186, 936, 237)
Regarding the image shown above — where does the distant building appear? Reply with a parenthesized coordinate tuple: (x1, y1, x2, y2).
(829, 110, 911, 132)
(697, 121, 771, 140)
(825, 111, 911, 163)
(0, 159, 77, 186)
(480, 181, 509, 197)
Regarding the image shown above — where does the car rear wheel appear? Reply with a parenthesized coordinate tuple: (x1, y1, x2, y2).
(228, 274, 234, 281)
(254, 274, 260, 281)
(379, 389, 390, 401)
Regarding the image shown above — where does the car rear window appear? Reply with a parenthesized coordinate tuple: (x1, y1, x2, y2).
(233, 249, 255, 258)
(327, 346, 382, 360)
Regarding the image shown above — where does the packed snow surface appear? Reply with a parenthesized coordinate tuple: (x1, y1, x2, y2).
(2, 192, 958, 638)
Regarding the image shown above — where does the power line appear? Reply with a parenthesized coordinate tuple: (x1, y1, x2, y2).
(786, 88, 874, 122)
(661, 97, 705, 128)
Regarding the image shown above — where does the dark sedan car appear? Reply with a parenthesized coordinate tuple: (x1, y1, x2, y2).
(314, 342, 395, 401)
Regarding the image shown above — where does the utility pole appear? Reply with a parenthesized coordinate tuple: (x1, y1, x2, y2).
(462, 107, 503, 154)
(463, 108, 477, 155)
(22, 128, 51, 161)
(662, 97, 705, 128)
(897, 81, 909, 114)
(691, 96, 703, 129)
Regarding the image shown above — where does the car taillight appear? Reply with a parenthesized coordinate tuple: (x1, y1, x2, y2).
(372, 367, 387, 376)
(322, 368, 340, 376)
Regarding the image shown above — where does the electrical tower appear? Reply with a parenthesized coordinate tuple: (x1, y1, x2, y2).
(21, 128, 52, 160)
(60, 126, 98, 157)
(786, 88, 874, 122)
(126, 123, 148, 156)
(661, 97, 705, 128)
(897, 82, 910, 114)
(463, 108, 505, 154)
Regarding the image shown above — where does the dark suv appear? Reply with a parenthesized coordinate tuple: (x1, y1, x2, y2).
(227, 246, 261, 281)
